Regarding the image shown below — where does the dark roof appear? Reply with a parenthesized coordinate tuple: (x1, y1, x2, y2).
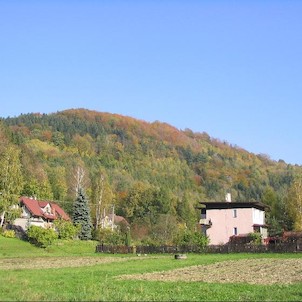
(20, 196, 70, 221)
(253, 223, 268, 228)
(198, 201, 268, 211)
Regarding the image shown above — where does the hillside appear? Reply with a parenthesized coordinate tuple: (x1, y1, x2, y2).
(1, 108, 300, 240)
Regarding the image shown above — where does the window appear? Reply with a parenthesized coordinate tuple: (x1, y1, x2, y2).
(233, 227, 238, 235)
(233, 209, 237, 218)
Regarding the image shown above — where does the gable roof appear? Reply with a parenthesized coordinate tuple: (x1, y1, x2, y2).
(20, 196, 70, 221)
(51, 203, 70, 220)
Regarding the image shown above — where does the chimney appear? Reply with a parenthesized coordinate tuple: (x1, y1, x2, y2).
(225, 193, 232, 202)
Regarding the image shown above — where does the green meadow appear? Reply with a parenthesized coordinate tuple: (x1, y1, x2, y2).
(0, 236, 301, 301)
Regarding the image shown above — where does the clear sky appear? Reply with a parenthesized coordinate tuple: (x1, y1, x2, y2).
(1, 1, 302, 165)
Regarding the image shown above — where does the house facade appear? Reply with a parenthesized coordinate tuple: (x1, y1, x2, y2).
(199, 199, 268, 245)
(101, 214, 129, 231)
(14, 196, 70, 230)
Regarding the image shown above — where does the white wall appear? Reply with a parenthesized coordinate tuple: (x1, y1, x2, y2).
(252, 208, 265, 225)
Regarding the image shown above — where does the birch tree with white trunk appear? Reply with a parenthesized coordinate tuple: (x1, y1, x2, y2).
(0, 145, 24, 227)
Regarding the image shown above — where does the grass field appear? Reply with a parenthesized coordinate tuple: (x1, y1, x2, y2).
(0, 236, 302, 301)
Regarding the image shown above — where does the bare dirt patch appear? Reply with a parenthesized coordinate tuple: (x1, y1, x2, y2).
(0, 256, 137, 270)
(119, 258, 302, 285)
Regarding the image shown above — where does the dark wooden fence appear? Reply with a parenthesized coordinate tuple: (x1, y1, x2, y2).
(95, 242, 302, 254)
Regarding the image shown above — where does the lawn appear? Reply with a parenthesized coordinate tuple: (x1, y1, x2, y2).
(0, 236, 302, 301)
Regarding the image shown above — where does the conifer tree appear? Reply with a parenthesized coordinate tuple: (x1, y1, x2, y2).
(72, 187, 92, 240)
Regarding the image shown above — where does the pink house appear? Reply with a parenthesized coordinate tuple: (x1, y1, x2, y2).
(199, 198, 268, 245)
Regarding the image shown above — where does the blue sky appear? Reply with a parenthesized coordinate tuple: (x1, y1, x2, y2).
(1, 1, 302, 165)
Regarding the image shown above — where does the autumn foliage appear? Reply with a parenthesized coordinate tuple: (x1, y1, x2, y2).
(0, 108, 301, 242)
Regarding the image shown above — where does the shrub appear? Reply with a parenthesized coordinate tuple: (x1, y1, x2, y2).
(96, 228, 125, 245)
(174, 230, 209, 250)
(2, 230, 15, 238)
(27, 225, 58, 248)
(249, 232, 262, 245)
(54, 219, 79, 240)
(125, 229, 131, 246)
(140, 237, 159, 247)
(229, 232, 262, 245)
(229, 234, 253, 245)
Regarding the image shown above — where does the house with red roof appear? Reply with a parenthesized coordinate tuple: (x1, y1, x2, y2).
(14, 196, 70, 230)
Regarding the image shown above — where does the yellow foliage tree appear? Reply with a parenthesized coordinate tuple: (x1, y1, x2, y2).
(0, 145, 24, 227)
(287, 175, 302, 231)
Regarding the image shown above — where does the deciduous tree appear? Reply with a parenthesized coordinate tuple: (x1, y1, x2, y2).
(0, 145, 24, 227)
(287, 175, 302, 231)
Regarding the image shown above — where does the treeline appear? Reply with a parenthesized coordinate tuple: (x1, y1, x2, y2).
(0, 109, 301, 242)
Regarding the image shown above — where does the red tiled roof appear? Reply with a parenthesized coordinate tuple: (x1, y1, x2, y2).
(20, 197, 70, 221)
(52, 203, 70, 220)
(38, 201, 49, 208)
(21, 197, 44, 217)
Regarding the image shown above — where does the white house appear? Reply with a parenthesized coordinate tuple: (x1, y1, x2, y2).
(14, 196, 70, 230)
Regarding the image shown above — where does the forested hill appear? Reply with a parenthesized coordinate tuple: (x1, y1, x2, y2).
(1, 108, 300, 236)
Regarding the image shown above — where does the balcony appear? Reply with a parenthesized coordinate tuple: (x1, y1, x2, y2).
(199, 218, 212, 227)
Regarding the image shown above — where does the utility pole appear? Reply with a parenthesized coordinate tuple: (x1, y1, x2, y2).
(111, 204, 115, 231)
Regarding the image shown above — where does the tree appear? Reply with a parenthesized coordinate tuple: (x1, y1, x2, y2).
(95, 174, 104, 230)
(48, 166, 68, 201)
(89, 167, 114, 231)
(52, 131, 65, 148)
(176, 192, 197, 229)
(262, 187, 283, 235)
(22, 178, 53, 200)
(151, 214, 178, 245)
(73, 166, 87, 198)
(287, 175, 302, 231)
(0, 145, 24, 227)
(72, 187, 93, 240)
(262, 187, 278, 216)
(124, 182, 163, 223)
(72, 134, 94, 156)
